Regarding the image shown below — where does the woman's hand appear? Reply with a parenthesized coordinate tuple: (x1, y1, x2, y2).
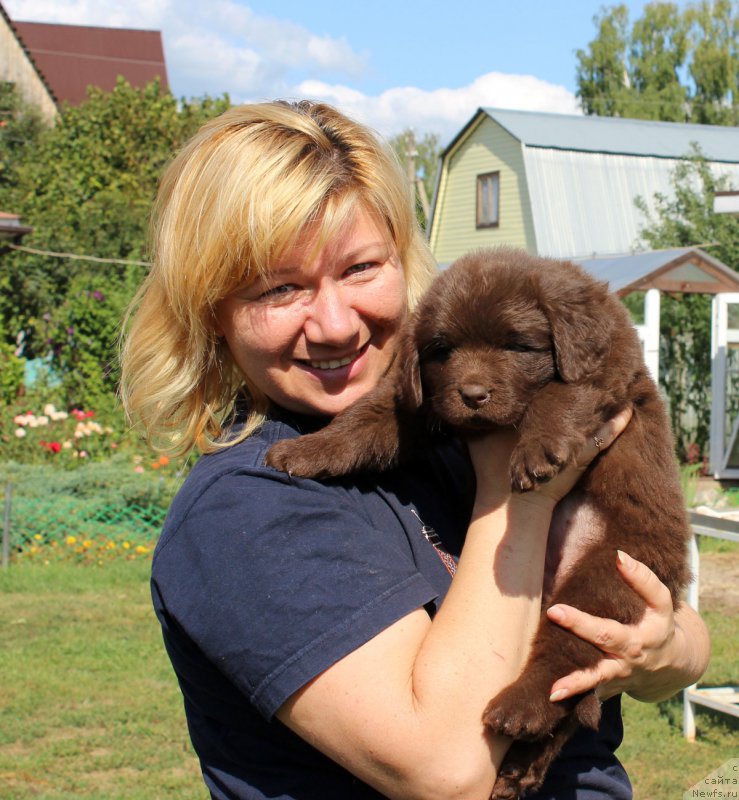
(467, 408, 633, 512)
(546, 551, 710, 703)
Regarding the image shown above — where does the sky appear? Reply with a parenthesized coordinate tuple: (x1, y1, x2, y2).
(5, 0, 668, 145)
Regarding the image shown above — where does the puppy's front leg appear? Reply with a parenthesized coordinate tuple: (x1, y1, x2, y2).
(509, 383, 618, 491)
(266, 375, 411, 479)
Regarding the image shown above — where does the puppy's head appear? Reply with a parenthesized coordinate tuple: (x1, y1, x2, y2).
(396, 249, 615, 431)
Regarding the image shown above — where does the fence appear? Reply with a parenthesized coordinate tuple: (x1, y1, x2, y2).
(2, 480, 169, 568)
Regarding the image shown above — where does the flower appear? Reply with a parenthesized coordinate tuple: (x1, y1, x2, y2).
(66, 536, 77, 545)
(48, 442, 61, 454)
(43, 404, 56, 416)
(14, 428, 26, 438)
(134, 465, 144, 474)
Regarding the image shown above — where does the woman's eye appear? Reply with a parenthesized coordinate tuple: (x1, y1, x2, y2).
(344, 262, 376, 277)
(257, 283, 300, 301)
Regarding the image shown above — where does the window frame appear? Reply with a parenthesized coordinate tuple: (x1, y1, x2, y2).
(476, 171, 500, 229)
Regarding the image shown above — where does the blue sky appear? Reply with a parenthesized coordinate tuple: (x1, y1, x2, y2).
(6, 0, 669, 142)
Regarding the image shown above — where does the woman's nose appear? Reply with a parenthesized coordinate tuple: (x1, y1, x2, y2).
(303, 283, 360, 344)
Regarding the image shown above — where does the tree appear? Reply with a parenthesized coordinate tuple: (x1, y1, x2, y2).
(0, 82, 46, 190)
(388, 129, 441, 229)
(687, 0, 739, 124)
(575, 5, 632, 117)
(635, 148, 739, 458)
(576, 1, 738, 124)
(0, 78, 230, 410)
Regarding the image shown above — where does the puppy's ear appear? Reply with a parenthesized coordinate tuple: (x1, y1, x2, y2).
(541, 267, 615, 384)
(395, 325, 423, 410)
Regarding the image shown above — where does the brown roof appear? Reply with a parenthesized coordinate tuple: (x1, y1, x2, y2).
(12, 20, 168, 106)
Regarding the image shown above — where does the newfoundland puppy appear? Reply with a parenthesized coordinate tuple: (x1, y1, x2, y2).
(266, 247, 691, 799)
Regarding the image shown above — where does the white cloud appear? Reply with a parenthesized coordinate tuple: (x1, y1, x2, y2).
(5, 0, 581, 139)
(297, 73, 581, 142)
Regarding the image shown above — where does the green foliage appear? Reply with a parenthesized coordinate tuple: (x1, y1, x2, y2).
(0, 78, 230, 410)
(576, 1, 738, 124)
(388, 128, 441, 229)
(0, 81, 45, 190)
(0, 457, 183, 508)
(635, 149, 739, 458)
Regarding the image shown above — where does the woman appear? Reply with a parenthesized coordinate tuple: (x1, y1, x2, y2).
(121, 100, 709, 800)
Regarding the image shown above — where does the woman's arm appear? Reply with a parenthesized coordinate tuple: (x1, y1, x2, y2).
(546, 551, 710, 704)
(277, 414, 631, 800)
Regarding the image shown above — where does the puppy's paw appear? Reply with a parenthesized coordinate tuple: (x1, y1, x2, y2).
(266, 434, 342, 479)
(484, 682, 566, 741)
(493, 754, 546, 800)
(508, 436, 572, 492)
(491, 763, 527, 800)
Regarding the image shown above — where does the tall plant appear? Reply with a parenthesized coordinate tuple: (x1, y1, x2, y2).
(635, 149, 739, 459)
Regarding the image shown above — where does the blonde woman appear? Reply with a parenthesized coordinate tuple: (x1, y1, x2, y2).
(121, 101, 708, 800)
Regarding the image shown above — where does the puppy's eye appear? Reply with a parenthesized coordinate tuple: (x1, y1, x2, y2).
(506, 342, 535, 352)
(420, 337, 453, 362)
(505, 339, 550, 353)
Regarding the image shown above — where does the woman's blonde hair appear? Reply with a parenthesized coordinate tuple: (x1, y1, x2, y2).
(120, 100, 438, 455)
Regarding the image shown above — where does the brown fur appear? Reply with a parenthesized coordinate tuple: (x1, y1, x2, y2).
(266, 247, 691, 799)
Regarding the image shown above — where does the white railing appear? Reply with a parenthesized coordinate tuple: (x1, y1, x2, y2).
(683, 511, 739, 740)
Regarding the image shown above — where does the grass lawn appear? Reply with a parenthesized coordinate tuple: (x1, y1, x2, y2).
(0, 554, 736, 799)
(0, 560, 203, 799)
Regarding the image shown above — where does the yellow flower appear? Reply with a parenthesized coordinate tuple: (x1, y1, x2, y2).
(82, 540, 92, 549)
(66, 536, 77, 545)
(33, 534, 42, 541)
(122, 541, 131, 550)
(135, 545, 150, 555)
(106, 541, 116, 550)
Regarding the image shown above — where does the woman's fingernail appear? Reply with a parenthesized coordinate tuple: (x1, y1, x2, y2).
(548, 605, 566, 622)
(616, 550, 634, 569)
(549, 689, 568, 702)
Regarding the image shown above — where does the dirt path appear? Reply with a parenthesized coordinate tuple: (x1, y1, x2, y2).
(699, 550, 739, 614)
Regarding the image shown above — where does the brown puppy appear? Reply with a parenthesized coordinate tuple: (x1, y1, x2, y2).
(266, 247, 691, 799)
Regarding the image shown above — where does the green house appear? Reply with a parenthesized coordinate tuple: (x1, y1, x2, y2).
(427, 108, 739, 264)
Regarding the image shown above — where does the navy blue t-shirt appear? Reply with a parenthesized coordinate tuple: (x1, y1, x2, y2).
(151, 412, 632, 800)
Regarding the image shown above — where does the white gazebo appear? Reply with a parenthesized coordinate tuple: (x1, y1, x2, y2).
(576, 247, 739, 478)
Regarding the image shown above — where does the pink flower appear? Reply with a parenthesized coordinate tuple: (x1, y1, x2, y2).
(134, 465, 145, 474)
(14, 428, 26, 438)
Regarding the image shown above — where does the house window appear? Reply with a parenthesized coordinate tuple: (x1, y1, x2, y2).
(476, 172, 499, 228)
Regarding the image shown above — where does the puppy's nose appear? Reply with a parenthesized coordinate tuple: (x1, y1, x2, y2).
(459, 384, 491, 409)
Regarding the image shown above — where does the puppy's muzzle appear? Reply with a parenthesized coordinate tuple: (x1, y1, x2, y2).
(459, 384, 491, 409)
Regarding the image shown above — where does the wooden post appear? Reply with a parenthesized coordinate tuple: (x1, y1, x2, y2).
(2, 482, 11, 570)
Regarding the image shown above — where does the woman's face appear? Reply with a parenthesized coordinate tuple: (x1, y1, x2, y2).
(215, 208, 407, 418)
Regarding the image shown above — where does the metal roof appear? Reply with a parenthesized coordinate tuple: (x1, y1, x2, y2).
(481, 107, 739, 164)
(575, 248, 739, 294)
(12, 20, 168, 106)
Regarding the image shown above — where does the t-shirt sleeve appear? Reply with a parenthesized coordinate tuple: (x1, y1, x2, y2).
(152, 468, 438, 720)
